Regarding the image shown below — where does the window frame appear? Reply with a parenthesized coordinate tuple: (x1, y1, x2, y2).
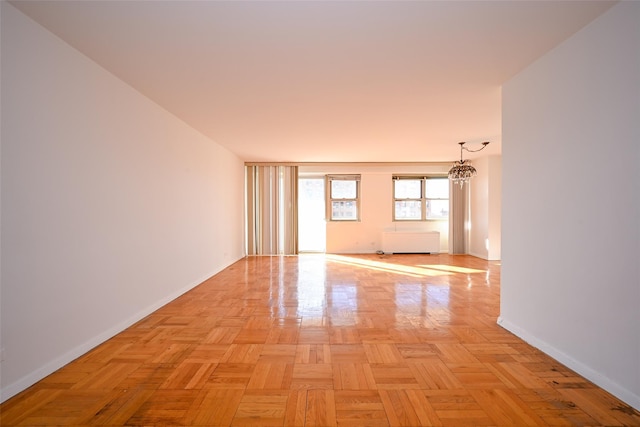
(392, 175, 449, 221)
(326, 174, 361, 221)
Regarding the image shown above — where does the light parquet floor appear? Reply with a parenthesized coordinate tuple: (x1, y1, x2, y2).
(1, 253, 638, 426)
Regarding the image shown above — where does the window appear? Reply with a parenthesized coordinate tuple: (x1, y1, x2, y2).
(393, 176, 449, 221)
(327, 175, 360, 221)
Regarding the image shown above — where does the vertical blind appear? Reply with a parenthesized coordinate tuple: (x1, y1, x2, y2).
(246, 165, 298, 255)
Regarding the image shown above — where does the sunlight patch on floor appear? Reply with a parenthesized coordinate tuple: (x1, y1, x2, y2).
(417, 264, 485, 274)
(325, 254, 485, 278)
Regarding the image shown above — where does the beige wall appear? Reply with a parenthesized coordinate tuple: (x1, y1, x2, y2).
(302, 163, 462, 254)
(469, 155, 502, 260)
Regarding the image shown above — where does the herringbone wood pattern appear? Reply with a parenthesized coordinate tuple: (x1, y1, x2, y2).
(1, 254, 638, 426)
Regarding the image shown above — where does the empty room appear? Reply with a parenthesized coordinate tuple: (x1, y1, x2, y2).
(1, 1, 638, 425)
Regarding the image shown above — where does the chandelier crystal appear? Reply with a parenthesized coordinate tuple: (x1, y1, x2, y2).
(448, 141, 489, 188)
(448, 160, 477, 188)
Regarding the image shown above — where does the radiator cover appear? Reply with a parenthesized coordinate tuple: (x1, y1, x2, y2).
(382, 231, 440, 254)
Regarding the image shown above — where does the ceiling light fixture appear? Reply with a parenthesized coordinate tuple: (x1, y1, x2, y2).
(448, 141, 490, 188)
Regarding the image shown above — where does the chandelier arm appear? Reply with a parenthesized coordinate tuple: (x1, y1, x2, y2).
(461, 141, 490, 153)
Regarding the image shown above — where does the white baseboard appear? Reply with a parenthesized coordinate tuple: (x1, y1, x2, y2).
(0, 260, 240, 403)
(497, 316, 640, 411)
(468, 250, 488, 260)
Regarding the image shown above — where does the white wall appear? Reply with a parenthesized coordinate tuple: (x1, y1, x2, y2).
(469, 155, 501, 260)
(0, 3, 245, 401)
(301, 164, 451, 254)
(486, 156, 501, 261)
(500, 1, 640, 410)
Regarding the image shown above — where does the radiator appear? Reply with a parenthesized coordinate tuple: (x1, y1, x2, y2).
(382, 231, 440, 254)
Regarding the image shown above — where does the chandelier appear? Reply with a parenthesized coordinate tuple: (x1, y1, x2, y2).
(448, 141, 490, 188)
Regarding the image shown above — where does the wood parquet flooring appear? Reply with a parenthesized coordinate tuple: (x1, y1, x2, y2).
(1, 254, 638, 426)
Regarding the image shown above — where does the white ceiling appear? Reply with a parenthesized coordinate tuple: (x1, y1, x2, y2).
(10, 0, 616, 162)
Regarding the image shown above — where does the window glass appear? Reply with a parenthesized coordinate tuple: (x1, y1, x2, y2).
(332, 201, 358, 220)
(331, 180, 357, 199)
(426, 199, 449, 219)
(425, 179, 449, 199)
(395, 200, 422, 220)
(394, 179, 421, 199)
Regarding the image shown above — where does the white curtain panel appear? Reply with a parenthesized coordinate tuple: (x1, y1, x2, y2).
(449, 181, 469, 254)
